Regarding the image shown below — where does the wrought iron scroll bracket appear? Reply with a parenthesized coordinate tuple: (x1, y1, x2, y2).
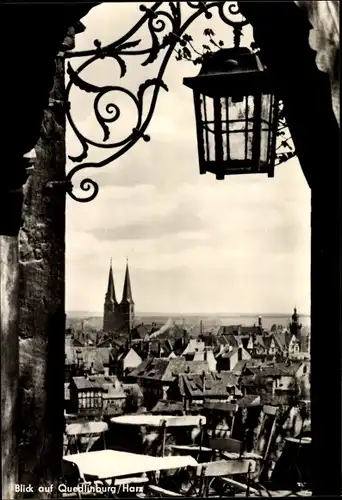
(64, 2, 254, 202)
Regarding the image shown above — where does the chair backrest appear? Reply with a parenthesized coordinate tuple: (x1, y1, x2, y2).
(196, 459, 256, 477)
(209, 437, 243, 454)
(255, 405, 278, 459)
(65, 421, 108, 436)
(204, 402, 238, 413)
(62, 459, 82, 486)
(164, 415, 206, 428)
(262, 405, 278, 417)
(206, 403, 238, 440)
(65, 421, 108, 454)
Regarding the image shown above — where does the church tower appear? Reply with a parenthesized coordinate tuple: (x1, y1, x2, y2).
(103, 259, 118, 333)
(290, 307, 302, 338)
(119, 259, 135, 333)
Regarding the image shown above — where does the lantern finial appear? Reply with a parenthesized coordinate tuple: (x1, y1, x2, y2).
(233, 26, 242, 48)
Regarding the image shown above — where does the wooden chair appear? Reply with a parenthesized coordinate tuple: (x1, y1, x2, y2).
(204, 402, 238, 440)
(64, 421, 108, 455)
(160, 416, 206, 461)
(61, 460, 105, 498)
(146, 457, 258, 498)
(196, 458, 258, 497)
(207, 437, 268, 497)
(254, 405, 279, 484)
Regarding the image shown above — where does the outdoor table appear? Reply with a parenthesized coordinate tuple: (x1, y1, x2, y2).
(63, 449, 198, 482)
(110, 414, 206, 427)
(169, 444, 213, 462)
(110, 415, 206, 457)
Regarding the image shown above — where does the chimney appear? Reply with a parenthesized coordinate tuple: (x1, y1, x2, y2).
(202, 371, 206, 392)
(204, 349, 207, 361)
(157, 339, 161, 357)
(200, 320, 203, 335)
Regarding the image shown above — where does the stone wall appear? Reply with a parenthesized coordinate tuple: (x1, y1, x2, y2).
(1, 237, 20, 499)
(294, 1, 340, 127)
(17, 31, 74, 497)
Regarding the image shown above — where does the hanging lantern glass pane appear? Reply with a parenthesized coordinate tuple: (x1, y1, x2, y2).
(198, 92, 278, 177)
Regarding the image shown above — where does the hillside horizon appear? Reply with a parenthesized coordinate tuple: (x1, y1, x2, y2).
(67, 310, 310, 319)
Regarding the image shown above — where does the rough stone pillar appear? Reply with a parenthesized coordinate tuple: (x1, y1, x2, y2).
(1, 154, 32, 500)
(18, 31, 75, 497)
(1, 236, 20, 500)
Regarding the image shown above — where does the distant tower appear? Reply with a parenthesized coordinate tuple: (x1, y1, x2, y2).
(257, 315, 263, 332)
(290, 307, 302, 338)
(103, 258, 118, 333)
(118, 259, 135, 333)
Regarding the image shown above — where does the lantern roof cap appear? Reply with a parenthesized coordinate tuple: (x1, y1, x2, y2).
(183, 47, 274, 97)
(199, 47, 264, 75)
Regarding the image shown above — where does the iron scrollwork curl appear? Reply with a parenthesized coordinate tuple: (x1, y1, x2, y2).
(65, 1, 249, 202)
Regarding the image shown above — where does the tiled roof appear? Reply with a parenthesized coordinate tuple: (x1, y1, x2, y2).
(182, 339, 205, 356)
(218, 334, 240, 348)
(217, 325, 240, 335)
(259, 361, 303, 377)
(232, 360, 248, 375)
(97, 338, 114, 348)
(132, 324, 150, 339)
(240, 325, 261, 335)
(164, 359, 210, 382)
(72, 375, 126, 398)
(216, 346, 240, 359)
(161, 339, 174, 354)
(254, 335, 266, 348)
(72, 376, 102, 390)
(128, 358, 167, 380)
(237, 395, 261, 408)
(240, 374, 259, 387)
(65, 347, 105, 373)
(91, 375, 121, 386)
(159, 325, 189, 341)
(232, 358, 262, 375)
(129, 358, 211, 382)
(102, 383, 126, 400)
(217, 371, 239, 386)
(151, 399, 185, 414)
(179, 372, 240, 398)
(272, 331, 289, 350)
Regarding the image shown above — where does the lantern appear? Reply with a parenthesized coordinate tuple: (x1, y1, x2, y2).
(183, 47, 280, 180)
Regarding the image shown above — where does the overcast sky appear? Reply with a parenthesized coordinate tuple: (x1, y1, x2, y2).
(65, 2, 310, 315)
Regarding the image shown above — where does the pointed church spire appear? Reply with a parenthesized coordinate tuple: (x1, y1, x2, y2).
(122, 259, 134, 304)
(105, 258, 117, 304)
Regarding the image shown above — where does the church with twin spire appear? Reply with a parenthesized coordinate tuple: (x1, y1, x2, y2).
(103, 259, 135, 334)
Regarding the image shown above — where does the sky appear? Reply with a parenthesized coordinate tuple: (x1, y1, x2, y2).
(65, 2, 311, 316)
